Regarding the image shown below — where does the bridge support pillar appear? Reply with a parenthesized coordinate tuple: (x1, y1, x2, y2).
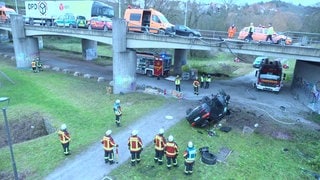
(112, 18, 137, 94)
(81, 39, 97, 60)
(10, 14, 39, 68)
(0, 29, 9, 42)
(173, 49, 187, 75)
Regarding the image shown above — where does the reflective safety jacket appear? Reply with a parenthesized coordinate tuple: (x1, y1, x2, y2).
(165, 142, 178, 157)
(58, 130, 71, 144)
(267, 26, 274, 35)
(154, 134, 166, 151)
(113, 103, 122, 115)
(206, 76, 212, 82)
(184, 147, 196, 163)
(128, 135, 143, 152)
(31, 61, 36, 68)
(101, 135, 116, 151)
(200, 76, 204, 82)
(175, 78, 181, 85)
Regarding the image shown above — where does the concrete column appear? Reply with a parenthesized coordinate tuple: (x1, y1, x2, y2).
(113, 50, 137, 94)
(0, 29, 9, 42)
(173, 49, 187, 75)
(10, 14, 39, 69)
(81, 39, 97, 60)
(112, 18, 137, 94)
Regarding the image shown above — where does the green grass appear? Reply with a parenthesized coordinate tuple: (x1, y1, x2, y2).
(42, 36, 113, 66)
(0, 59, 166, 179)
(109, 121, 320, 179)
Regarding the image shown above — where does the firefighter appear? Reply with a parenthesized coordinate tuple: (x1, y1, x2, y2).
(175, 75, 181, 92)
(228, 24, 237, 39)
(183, 141, 196, 175)
(101, 130, 118, 165)
(154, 128, 166, 165)
(31, 60, 37, 73)
(128, 130, 143, 166)
(193, 78, 200, 95)
(113, 99, 122, 127)
(205, 75, 212, 89)
(200, 74, 205, 88)
(266, 23, 274, 43)
(164, 135, 179, 169)
(36, 59, 43, 71)
(57, 124, 71, 155)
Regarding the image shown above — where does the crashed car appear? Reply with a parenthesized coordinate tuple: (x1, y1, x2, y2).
(186, 90, 230, 128)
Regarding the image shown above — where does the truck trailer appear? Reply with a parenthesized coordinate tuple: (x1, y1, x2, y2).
(25, 0, 114, 26)
(136, 52, 172, 77)
(254, 59, 285, 92)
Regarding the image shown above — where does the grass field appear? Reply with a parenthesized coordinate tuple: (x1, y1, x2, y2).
(0, 59, 166, 179)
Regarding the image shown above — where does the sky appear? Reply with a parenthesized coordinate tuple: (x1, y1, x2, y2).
(190, 0, 318, 6)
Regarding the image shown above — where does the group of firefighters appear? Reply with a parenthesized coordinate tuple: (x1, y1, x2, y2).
(58, 125, 197, 175)
(31, 58, 43, 73)
(175, 74, 212, 95)
(58, 99, 197, 175)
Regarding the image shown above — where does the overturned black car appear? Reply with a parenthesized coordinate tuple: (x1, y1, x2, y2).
(186, 90, 230, 128)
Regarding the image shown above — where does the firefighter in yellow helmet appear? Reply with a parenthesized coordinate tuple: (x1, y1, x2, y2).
(128, 130, 143, 166)
(154, 128, 166, 165)
(57, 124, 71, 155)
(101, 130, 118, 165)
(164, 135, 179, 169)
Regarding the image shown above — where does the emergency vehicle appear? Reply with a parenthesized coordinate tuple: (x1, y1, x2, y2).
(254, 59, 286, 92)
(136, 52, 172, 77)
(124, 7, 174, 34)
(24, 0, 114, 26)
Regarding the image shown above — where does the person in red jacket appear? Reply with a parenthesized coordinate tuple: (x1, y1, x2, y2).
(101, 130, 118, 165)
(164, 135, 179, 169)
(154, 128, 166, 165)
(128, 130, 143, 166)
(57, 124, 71, 155)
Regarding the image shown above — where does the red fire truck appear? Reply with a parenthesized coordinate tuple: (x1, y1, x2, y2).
(136, 52, 172, 77)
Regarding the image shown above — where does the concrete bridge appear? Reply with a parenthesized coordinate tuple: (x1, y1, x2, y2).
(0, 15, 320, 96)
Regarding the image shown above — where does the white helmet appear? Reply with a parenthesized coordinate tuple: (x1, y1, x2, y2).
(105, 130, 112, 136)
(168, 135, 174, 142)
(159, 128, 164, 134)
(115, 99, 120, 104)
(132, 130, 138, 136)
(60, 124, 67, 130)
(188, 141, 193, 148)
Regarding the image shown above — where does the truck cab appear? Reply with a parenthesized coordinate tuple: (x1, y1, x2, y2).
(136, 52, 172, 77)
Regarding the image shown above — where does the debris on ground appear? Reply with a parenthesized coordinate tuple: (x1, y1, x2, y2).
(216, 147, 233, 163)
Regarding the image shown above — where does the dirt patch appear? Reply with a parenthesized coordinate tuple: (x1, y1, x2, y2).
(0, 112, 54, 148)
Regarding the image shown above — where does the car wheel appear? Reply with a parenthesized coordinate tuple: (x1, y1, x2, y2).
(201, 152, 217, 165)
(158, 29, 165, 35)
(88, 25, 92, 30)
(188, 33, 194, 37)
